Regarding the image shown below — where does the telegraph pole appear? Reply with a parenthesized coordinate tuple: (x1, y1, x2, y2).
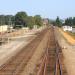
(8, 16, 12, 43)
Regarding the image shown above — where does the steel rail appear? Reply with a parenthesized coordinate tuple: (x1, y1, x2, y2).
(37, 26, 63, 75)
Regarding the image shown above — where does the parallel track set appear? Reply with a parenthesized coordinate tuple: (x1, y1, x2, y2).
(0, 27, 68, 75)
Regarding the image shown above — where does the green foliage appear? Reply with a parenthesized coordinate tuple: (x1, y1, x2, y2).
(55, 16, 62, 27)
(26, 16, 35, 29)
(0, 15, 5, 25)
(64, 17, 75, 27)
(0, 11, 43, 29)
(65, 17, 73, 26)
(15, 11, 27, 27)
(14, 12, 42, 29)
(72, 17, 75, 27)
(0, 15, 14, 25)
(34, 15, 42, 26)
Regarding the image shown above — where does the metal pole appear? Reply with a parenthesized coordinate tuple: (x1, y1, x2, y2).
(1, 20, 3, 45)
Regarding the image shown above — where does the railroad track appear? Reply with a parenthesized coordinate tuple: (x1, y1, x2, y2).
(0, 28, 48, 75)
(37, 27, 67, 75)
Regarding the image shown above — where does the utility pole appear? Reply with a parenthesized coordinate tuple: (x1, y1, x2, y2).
(8, 16, 12, 43)
(0, 19, 3, 45)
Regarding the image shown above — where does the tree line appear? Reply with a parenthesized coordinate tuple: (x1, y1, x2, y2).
(64, 17, 75, 27)
(51, 16, 75, 27)
(2, 12, 75, 28)
(0, 11, 43, 29)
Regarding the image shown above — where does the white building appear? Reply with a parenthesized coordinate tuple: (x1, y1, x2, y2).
(0, 25, 8, 33)
(72, 28, 75, 33)
(62, 26, 72, 31)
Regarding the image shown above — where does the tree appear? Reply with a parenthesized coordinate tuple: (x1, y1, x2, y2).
(65, 17, 73, 26)
(68, 17, 73, 26)
(73, 17, 75, 26)
(0, 11, 44, 29)
(34, 15, 42, 27)
(5, 15, 14, 25)
(26, 16, 35, 29)
(0, 15, 5, 25)
(15, 11, 28, 28)
(55, 16, 62, 27)
(0, 15, 14, 26)
(65, 18, 69, 25)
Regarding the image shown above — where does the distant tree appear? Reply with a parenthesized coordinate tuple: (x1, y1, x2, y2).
(5, 15, 14, 25)
(26, 16, 35, 29)
(73, 17, 75, 26)
(34, 15, 42, 27)
(68, 17, 73, 26)
(0, 11, 44, 29)
(48, 19, 55, 26)
(48, 19, 51, 24)
(51, 21, 56, 26)
(65, 18, 69, 25)
(65, 17, 73, 26)
(0, 15, 14, 26)
(11, 16, 15, 25)
(15, 11, 28, 28)
(0, 15, 5, 25)
(55, 16, 62, 27)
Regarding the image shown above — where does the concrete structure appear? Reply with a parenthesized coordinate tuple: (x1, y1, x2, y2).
(33, 25, 38, 29)
(62, 26, 72, 31)
(0, 25, 8, 33)
(42, 18, 49, 26)
(72, 28, 75, 33)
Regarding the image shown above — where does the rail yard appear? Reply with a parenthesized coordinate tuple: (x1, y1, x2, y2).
(0, 26, 75, 75)
(0, 0, 75, 75)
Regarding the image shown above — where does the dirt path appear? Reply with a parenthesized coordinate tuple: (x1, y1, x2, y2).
(21, 29, 50, 75)
(59, 28, 75, 45)
(0, 28, 48, 75)
(0, 34, 36, 66)
(0, 27, 45, 66)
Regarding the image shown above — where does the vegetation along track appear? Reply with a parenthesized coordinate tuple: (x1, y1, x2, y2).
(37, 26, 68, 75)
(0, 28, 48, 75)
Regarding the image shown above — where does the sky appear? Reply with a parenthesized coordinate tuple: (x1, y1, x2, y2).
(0, 0, 75, 19)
